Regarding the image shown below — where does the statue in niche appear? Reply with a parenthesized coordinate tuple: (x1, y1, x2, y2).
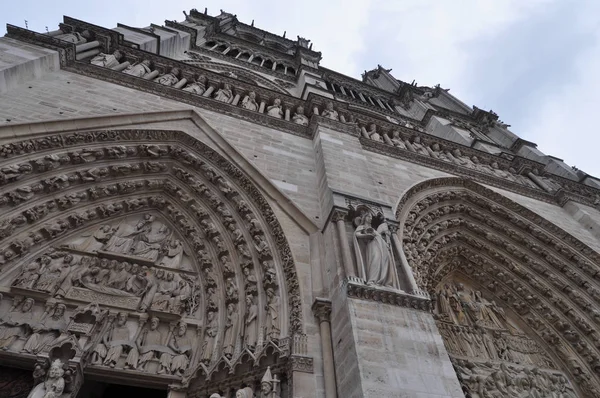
(22, 303, 68, 355)
(90, 50, 123, 69)
(406, 136, 429, 156)
(244, 295, 258, 349)
(353, 211, 397, 287)
(13, 255, 51, 289)
(125, 317, 163, 371)
(154, 67, 180, 87)
(267, 98, 283, 119)
(389, 131, 407, 149)
(151, 270, 177, 311)
(362, 123, 382, 142)
(55, 29, 91, 44)
(321, 102, 339, 121)
(92, 312, 132, 367)
(262, 261, 277, 285)
(201, 311, 218, 364)
(265, 288, 280, 341)
(235, 388, 254, 398)
(213, 83, 234, 103)
(183, 75, 207, 95)
(292, 106, 309, 126)
(223, 303, 236, 357)
(27, 359, 65, 398)
(163, 322, 192, 376)
(160, 239, 184, 268)
(123, 59, 152, 77)
(260, 366, 280, 398)
(0, 297, 35, 349)
(241, 91, 258, 111)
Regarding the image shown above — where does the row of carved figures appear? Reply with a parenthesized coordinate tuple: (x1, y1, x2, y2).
(27, 355, 281, 398)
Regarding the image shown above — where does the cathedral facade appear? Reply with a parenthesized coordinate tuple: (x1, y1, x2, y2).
(0, 9, 599, 398)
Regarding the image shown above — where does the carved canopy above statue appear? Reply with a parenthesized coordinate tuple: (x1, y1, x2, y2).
(396, 178, 600, 397)
(0, 129, 302, 393)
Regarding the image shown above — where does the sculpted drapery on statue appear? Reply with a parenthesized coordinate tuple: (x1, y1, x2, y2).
(353, 211, 398, 287)
(27, 359, 65, 398)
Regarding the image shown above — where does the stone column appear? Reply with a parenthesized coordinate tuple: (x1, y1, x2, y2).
(284, 108, 291, 121)
(391, 230, 419, 294)
(75, 48, 100, 61)
(203, 85, 215, 97)
(312, 298, 337, 398)
(332, 209, 353, 279)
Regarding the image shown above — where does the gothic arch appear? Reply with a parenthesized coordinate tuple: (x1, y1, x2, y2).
(395, 177, 600, 397)
(0, 128, 303, 393)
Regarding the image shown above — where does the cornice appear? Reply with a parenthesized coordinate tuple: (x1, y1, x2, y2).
(346, 280, 432, 311)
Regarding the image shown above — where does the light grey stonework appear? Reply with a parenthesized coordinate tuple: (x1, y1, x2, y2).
(0, 9, 599, 398)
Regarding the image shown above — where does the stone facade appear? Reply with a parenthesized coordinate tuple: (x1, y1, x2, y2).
(0, 8, 599, 398)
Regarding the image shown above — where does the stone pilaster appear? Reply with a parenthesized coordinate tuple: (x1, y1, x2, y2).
(312, 298, 337, 398)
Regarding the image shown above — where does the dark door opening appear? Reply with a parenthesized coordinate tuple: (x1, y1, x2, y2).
(77, 380, 167, 398)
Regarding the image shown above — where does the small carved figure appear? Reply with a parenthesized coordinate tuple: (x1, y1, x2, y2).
(123, 59, 152, 77)
(265, 288, 280, 341)
(160, 239, 184, 268)
(55, 29, 91, 44)
(201, 311, 218, 364)
(90, 50, 123, 69)
(22, 303, 68, 355)
(182, 75, 208, 94)
(292, 106, 309, 125)
(267, 98, 283, 119)
(27, 359, 65, 398)
(154, 67, 180, 86)
(244, 295, 258, 349)
(321, 102, 339, 121)
(235, 387, 254, 398)
(92, 312, 132, 368)
(223, 303, 236, 357)
(260, 366, 280, 398)
(126, 317, 165, 372)
(0, 298, 35, 350)
(213, 83, 233, 103)
(241, 91, 259, 111)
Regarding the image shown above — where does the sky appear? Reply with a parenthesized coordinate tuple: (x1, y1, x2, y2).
(2, 0, 600, 177)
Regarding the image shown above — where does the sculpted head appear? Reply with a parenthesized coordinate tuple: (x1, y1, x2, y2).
(113, 50, 123, 60)
(117, 312, 128, 326)
(273, 98, 281, 106)
(326, 101, 334, 111)
(150, 317, 160, 330)
(54, 304, 66, 317)
(171, 67, 181, 77)
(178, 322, 187, 336)
(156, 269, 165, 279)
(246, 295, 253, 306)
(261, 381, 272, 394)
(48, 360, 64, 379)
(142, 59, 151, 67)
(296, 105, 304, 114)
(249, 91, 256, 99)
(22, 298, 34, 312)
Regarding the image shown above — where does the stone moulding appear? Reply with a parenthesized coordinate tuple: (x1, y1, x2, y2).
(345, 280, 431, 312)
(289, 355, 314, 373)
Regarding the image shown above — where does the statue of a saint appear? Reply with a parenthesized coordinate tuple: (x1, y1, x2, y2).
(241, 91, 258, 111)
(244, 295, 258, 349)
(160, 239, 184, 268)
(353, 212, 397, 287)
(92, 312, 132, 368)
(213, 84, 233, 103)
(0, 298, 35, 350)
(13, 256, 49, 289)
(22, 303, 68, 355)
(265, 289, 280, 340)
(321, 102, 339, 121)
(55, 30, 91, 44)
(166, 322, 192, 376)
(266, 98, 283, 119)
(151, 270, 177, 311)
(123, 60, 152, 78)
(125, 317, 165, 372)
(292, 106, 309, 126)
(27, 359, 65, 398)
(154, 67, 180, 86)
(235, 387, 254, 398)
(79, 225, 116, 252)
(201, 311, 218, 364)
(223, 303, 236, 357)
(182, 75, 207, 95)
(90, 50, 123, 69)
(260, 366, 280, 398)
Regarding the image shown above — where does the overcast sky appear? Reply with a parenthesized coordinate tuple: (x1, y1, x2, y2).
(2, 0, 600, 177)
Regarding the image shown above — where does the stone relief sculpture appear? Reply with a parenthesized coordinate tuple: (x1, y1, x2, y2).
(23, 303, 68, 355)
(292, 106, 309, 126)
(265, 288, 280, 341)
(213, 83, 234, 103)
(241, 91, 259, 111)
(222, 303, 236, 357)
(260, 367, 280, 398)
(27, 359, 65, 398)
(235, 387, 254, 398)
(123, 60, 152, 78)
(361, 123, 382, 142)
(321, 102, 339, 121)
(182, 75, 208, 95)
(266, 99, 283, 119)
(244, 295, 258, 350)
(90, 50, 123, 69)
(0, 297, 35, 350)
(353, 211, 397, 288)
(201, 311, 218, 364)
(55, 30, 91, 44)
(91, 312, 133, 368)
(154, 67, 180, 87)
(163, 322, 192, 376)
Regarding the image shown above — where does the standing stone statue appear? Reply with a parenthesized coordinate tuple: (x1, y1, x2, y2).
(164, 322, 192, 376)
(27, 359, 65, 398)
(265, 289, 280, 341)
(266, 98, 283, 119)
(353, 211, 397, 287)
(201, 311, 218, 364)
(90, 50, 123, 69)
(222, 303, 236, 357)
(213, 83, 234, 103)
(292, 106, 309, 126)
(244, 295, 258, 349)
(241, 91, 258, 111)
(123, 60, 152, 78)
(321, 101, 339, 121)
(154, 67, 180, 86)
(182, 75, 208, 95)
(125, 316, 163, 371)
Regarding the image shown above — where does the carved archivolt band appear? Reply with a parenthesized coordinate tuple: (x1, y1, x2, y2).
(396, 178, 600, 396)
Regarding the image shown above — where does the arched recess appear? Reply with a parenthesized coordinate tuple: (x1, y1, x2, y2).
(0, 129, 303, 394)
(396, 177, 600, 398)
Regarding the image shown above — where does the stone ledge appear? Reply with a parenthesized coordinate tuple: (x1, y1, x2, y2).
(346, 279, 431, 312)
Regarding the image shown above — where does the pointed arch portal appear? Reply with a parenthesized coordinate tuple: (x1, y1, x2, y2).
(0, 129, 303, 396)
(396, 178, 600, 398)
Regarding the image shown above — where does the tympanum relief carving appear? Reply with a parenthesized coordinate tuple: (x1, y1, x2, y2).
(435, 279, 579, 397)
(0, 129, 301, 394)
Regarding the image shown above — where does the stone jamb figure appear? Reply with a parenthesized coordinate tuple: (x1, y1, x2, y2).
(352, 210, 399, 288)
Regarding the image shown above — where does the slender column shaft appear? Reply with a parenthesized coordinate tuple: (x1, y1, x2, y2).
(76, 40, 100, 53)
(336, 217, 354, 278)
(313, 299, 337, 398)
(392, 233, 418, 293)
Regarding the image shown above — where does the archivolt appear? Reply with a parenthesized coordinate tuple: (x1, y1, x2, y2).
(0, 129, 302, 379)
(396, 177, 600, 396)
